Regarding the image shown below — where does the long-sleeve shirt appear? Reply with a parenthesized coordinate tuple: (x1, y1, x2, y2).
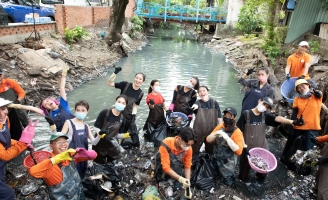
(29, 152, 88, 186)
(159, 137, 192, 174)
(0, 78, 26, 99)
(206, 123, 244, 156)
(317, 134, 328, 143)
(0, 140, 27, 161)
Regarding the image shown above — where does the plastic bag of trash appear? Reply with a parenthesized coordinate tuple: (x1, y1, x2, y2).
(142, 185, 161, 200)
(190, 153, 216, 190)
(82, 162, 121, 198)
(147, 121, 167, 148)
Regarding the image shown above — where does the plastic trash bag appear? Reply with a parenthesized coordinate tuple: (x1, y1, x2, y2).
(147, 121, 167, 148)
(82, 162, 121, 198)
(190, 153, 216, 190)
(142, 185, 161, 200)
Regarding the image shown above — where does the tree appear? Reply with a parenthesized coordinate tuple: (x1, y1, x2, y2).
(106, 0, 129, 46)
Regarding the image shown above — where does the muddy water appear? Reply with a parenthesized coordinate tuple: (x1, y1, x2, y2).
(26, 39, 244, 150)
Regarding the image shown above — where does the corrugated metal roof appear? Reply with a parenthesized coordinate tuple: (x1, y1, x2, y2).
(284, 0, 328, 43)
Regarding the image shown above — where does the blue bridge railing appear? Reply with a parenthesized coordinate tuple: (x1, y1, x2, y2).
(135, 2, 227, 23)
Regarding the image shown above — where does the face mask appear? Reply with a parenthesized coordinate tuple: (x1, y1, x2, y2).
(180, 143, 190, 151)
(223, 117, 234, 125)
(186, 81, 193, 89)
(257, 103, 267, 113)
(75, 112, 87, 120)
(258, 76, 268, 83)
(114, 102, 126, 112)
(154, 86, 161, 93)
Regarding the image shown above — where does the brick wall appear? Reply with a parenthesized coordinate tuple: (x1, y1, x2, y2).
(55, 0, 135, 33)
(0, 22, 56, 44)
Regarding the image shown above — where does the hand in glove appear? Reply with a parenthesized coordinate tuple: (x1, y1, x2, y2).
(310, 136, 318, 144)
(182, 104, 193, 115)
(298, 75, 305, 79)
(149, 99, 155, 105)
(243, 147, 250, 156)
(50, 149, 76, 165)
(315, 157, 328, 166)
(184, 187, 192, 199)
(19, 119, 39, 144)
(7, 104, 21, 109)
(45, 116, 56, 132)
(286, 74, 290, 80)
(191, 104, 198, 110)
(114, 66, 122, 74)
(215, 129, 229, 140)
(123, 132, 131, 139)
(62, 63, 69, 76)
(166, 110, 172, 118)
(74, 148, 97, 160)
(246, 67, 256, 76)
(99, 130, 109, 139)
(311, 89, 322, 98)
(178, 176, 190, 188)
(292, 115, 305, 126)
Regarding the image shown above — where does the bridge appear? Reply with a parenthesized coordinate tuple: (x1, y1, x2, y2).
(135, 0, 227, 24)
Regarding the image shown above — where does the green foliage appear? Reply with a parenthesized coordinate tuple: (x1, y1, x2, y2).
(64, 26, 89, 45)
(190, 0, 206, 9)
(235, 4, 263, 34)
(267, 45, 281, 59)
(309, 40, 319, 53)
(130, 15, 145, 37)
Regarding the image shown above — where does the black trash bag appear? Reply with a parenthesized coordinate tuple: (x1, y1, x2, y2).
(190, 153, 216, 190)
(122, 120, 140, 148)
(147, 121, 167, 148)
(82, 162, 121, 198)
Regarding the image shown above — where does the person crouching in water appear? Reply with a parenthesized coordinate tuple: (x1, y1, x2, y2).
(155, 127, 196, 199)
(237, 97, 305, 181)
(206, 107, 244, 186)
(29, 132, 97, 200)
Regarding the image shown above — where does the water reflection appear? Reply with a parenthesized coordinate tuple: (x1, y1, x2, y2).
(32, 38, 243, 149)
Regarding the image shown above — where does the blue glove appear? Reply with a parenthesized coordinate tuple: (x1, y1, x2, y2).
(286, 74, 290, 80)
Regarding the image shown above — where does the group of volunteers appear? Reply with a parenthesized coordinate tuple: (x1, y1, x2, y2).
(0, 40, 327, 200)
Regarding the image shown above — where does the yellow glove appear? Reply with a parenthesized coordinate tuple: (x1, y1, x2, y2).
(100, 134, 106, 139)
(50, 148, 76, 165)
(184, 187, 192, 199)
(62, 63, 69, 76)
(123, 132, 131, 139)
(178, 176, 190, 188)
(50, 125, 57, 132)
(108, 73, 116, 82)
(7, 104, 21, 109)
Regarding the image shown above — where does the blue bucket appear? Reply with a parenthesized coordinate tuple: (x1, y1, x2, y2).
(280, 78, 298, 103)
(166, 112, 188, 130)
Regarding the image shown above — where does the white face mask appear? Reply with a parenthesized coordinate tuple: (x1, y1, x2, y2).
(154, 86, 161, 93)
(180, 144, 190, 151)
(186, 81, 193, 89)
(301, 88, 310, 95)
(257, 103, 267, 113)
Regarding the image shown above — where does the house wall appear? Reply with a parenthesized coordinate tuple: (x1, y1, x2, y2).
(226, 0, 244, 27)
(284, 0, 327, 43)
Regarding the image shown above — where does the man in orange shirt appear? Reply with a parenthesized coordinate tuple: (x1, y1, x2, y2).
(206, 107, 244, 186)
(155, 126, 196, 199)
(29, 132, 97, 199)
(0, 68, 28, 140)
(285, 41, 317, 89)
(0, 98, 38, 200)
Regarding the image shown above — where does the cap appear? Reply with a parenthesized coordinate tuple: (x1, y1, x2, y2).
(262, 97, 274, 109)
(294, 79, 310, 91)
(50, 132, 68, 142)
(0, 98, 12, 107)
(223, 107, 237, 116)
(299, 41, 309, 47)
(0, 69, 3, 74)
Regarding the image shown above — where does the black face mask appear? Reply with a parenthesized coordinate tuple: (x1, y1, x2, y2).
(223, 117, 234, 125)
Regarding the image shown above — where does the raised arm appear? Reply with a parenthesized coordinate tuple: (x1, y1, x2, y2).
(7, 104, 45, 116)
(107, 66, 122, 87)
(60, 63, 69, 101)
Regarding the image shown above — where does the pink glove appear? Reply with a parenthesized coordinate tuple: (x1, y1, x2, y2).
(169, 103, 175, 111)
(187, 114, 193, 120)
(19, 119, 39, 144)
(27, 144, 34, 150)
(74, 148, 97, 160)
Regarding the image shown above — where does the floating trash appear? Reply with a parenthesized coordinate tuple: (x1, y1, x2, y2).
(166, 112, 188, 130)
(21, 182, 39, 196)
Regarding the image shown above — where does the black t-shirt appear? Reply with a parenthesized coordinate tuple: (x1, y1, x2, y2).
(237, 109, 280, 133)
(194, 98, 222, 118)
(115, 81, 143, 105)
(94, 109, 125, 133)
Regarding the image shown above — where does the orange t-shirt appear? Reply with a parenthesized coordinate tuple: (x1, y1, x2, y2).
(146, 93, 165, 104)
(158, 137, 192, 174)
(317, 134, 328, 143)
(287, 52, 311, 79)
(206, 123, 244, 156)
(292, 95, 322, 130)
(0, 78, 26, 99)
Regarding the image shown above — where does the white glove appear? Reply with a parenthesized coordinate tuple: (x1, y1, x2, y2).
(62, 63, 69, 76)
(178, 176, 190, 188)
(184, 187, 192, 199)
(108, 73, 116, 82)
(215, 129, 229, 140)
(226, 137, 239, 152)
(191, 104, 198, 110)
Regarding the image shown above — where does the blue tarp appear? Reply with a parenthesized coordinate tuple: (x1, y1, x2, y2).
(287, 0, 295, 10)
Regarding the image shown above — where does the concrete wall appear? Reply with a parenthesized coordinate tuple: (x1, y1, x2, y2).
(0, 22, 56, 44)
(226, 0, 244, 27)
